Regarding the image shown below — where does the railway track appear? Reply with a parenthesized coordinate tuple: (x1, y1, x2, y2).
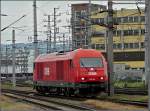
(6, 81, 147, 95)
(37, 92, 148, 107)
(2, 89, 148, 108)
(2, 89, 96, 111)
(115, 88, 148, 95)
(13, 82, 148, 95)
(112, 99, 148, 107)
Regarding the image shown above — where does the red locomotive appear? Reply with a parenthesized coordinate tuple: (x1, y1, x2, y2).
(33, 49, 108, 96)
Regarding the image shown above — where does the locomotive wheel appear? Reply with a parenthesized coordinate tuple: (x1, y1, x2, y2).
(64, 88, 70, 96)
(36, 86, 44, 94)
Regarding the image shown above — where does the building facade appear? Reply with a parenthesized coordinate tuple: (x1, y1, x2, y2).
(71, 3, 107, 49)
(71, 4, 145, 71)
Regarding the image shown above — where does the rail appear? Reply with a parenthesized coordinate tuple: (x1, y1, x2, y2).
(2, 89, 96, 111)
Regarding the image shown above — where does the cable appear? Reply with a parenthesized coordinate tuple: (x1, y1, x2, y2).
(1, 15, 26, 31)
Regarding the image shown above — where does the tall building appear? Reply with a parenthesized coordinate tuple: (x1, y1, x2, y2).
(71, 4, 145, 71)
(71, 3, 106, 49)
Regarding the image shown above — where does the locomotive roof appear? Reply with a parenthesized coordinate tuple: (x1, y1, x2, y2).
(35, 48, 103, 62)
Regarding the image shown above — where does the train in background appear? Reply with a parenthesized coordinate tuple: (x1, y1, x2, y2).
(33, 49, 108, 96)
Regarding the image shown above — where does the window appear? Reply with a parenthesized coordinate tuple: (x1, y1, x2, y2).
(133, 16, 138, 22)
(113, 18, 117, 24)
(134, 43, 139, 48)
(100, 18, 104, 24)
(100, 44, 105, 49)
(96, 44, 100, 49)
(129, 16, 134, 22)
(113, 30, 116, 36)
(80, 58, 103, 68)
(141, 42, 144, 48)
(140, 16, 145, 22)
(92, 32, 105, 37)
(96, 44, 105, 49)
(117, 17, 121, 23)
(123, 30, 128, 36)
(122, 17, 128, 23)
(117, 30, 121, 36)
(139, 68, 145, 72)
(95, 18, 99, 24)
(77, 43, 81, 46)
(113, 44, 117, 49)
(114, 43, 121, 49)
(75, 11, 81, 18)
(134, 30, 139, 35)
(81, 10, 86, 17)
(124, 43, 129, 49)
(141, 29, 145, 35)
(129, 43, 134, 48)
(128, 30, 133, 35)
(116, 43, 122, 49)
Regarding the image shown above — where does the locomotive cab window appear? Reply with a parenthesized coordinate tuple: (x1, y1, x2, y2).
(80, 58, 103, 68)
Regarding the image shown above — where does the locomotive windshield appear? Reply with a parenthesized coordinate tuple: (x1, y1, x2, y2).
(80, 58, 103, 68)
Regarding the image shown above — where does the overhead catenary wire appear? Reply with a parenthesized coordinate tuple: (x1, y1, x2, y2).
(1, 15, 26, 31)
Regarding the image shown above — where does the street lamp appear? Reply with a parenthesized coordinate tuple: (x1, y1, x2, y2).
(1, 15, 26, 32)
(0, 14, 8, 16)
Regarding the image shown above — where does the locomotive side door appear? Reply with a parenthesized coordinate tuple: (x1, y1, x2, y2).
(56, 61, 64, 80)
(36, 63, 43, 80)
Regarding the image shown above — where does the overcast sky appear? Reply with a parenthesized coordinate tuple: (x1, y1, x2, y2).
(1, 1, 145, 44)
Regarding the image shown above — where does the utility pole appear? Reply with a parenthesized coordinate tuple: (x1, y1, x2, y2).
(71, 8, 76, 50)
(33, 0, 38, 59)
(63, 34, 65, 51)
(46, 38, 48, 53)
(145, 0, 150, 110)
(68, 27, 72, 50)
(87, 0, 92, 49)
(52, 8, 60, 52)
(69, 35, 71, 51)
(47, 15, 52, 53)
(12, 29, 16, 88)
(54, 8, 56, 50)
(5, 44, 8, 75)
(107, 0, 114, 96)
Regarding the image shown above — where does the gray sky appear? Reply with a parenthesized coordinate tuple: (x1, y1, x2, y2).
(1, 1, 144, 44)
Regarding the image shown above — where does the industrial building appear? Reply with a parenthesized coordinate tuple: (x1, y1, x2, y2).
(1, 47, 34, 80)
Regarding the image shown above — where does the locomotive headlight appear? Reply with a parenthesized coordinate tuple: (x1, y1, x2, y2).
(100, 77, 104, 80)
(81, 77, 85, 80)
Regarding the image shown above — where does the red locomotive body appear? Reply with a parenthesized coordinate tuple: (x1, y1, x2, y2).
(33, 49, 108, 96)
